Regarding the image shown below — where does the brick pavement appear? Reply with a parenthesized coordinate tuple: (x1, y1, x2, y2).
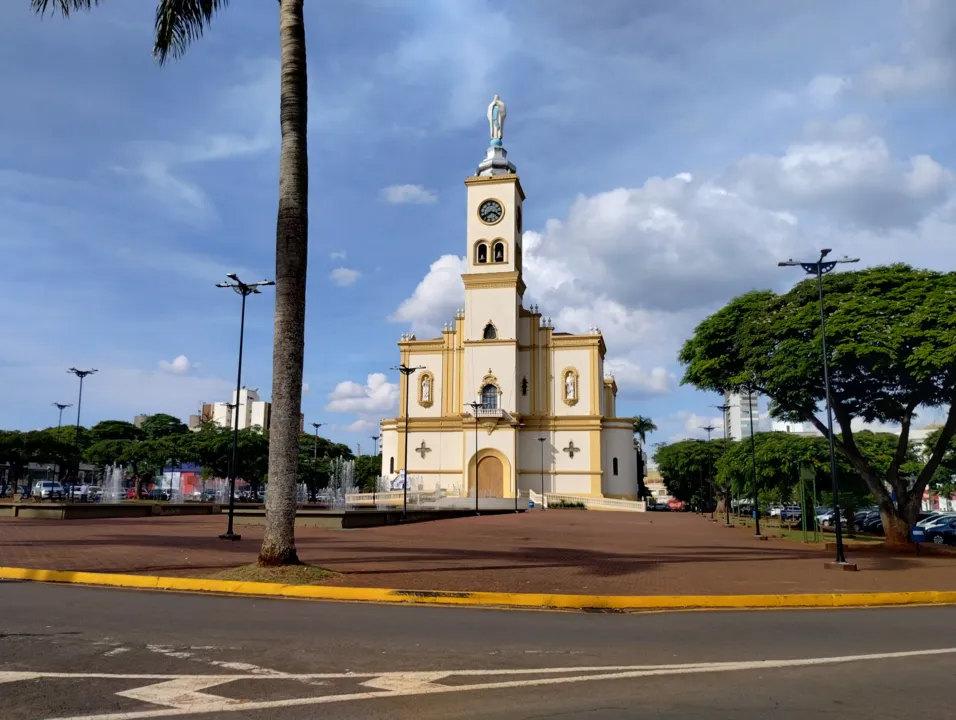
(2, 511, 954, 596)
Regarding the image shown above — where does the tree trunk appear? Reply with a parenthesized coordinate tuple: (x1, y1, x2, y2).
(259, 0, 308, 567)
(882, 493, 921, 547)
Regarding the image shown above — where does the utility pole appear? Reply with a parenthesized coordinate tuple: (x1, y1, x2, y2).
(216, 273, 274, 541)
(779, 249, 859, 567)
(467, 401, 482, 514)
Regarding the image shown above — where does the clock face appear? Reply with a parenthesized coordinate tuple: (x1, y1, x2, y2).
(478, 199, 504, 224)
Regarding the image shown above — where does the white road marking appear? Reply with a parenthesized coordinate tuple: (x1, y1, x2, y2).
(117, 678, 243, 713)
(0, 672, 40, 684)
(26, 646, 956, 720)
(103, 648, 129, 658)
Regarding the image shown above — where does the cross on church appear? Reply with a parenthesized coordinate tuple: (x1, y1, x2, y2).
(416, 441, 432, 459)
(563, 440, 579, 459)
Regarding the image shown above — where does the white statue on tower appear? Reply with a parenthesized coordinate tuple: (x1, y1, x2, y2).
(487, 94, 507, 144)
(565, 372, 576, 400)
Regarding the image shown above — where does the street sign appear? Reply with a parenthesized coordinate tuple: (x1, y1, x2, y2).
(911, 527, 926, 543)
(528, 500, 535, 509)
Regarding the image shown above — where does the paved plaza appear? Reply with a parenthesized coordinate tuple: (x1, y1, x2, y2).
(1, 511, 954, 596)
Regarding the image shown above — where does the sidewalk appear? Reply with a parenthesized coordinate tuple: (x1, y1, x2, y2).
(2, 512, 954, 596)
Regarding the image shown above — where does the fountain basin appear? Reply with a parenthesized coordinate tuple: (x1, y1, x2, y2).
(0, 502, 223, 520)
(232, 507, 523, 529)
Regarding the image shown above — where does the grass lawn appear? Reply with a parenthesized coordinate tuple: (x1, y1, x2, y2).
(205, 563, 338, 585)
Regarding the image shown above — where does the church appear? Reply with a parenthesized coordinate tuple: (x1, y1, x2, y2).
(379, 96, 638, 500)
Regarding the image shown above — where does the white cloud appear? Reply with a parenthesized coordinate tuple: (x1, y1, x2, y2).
(345, 417, 378, 433)
(863, 61, 952, 96)
(157, 355, 195, 375)
(330, 250, 347, 260)
(389, 254, 466, 336)
(325, 373, 399, 414)
(330, 267, 361, 287)
(302, 383, 310, 396)
(380, 184, 438, 205)
(727, 134, 953, 229)
(604, 358, 674, 396)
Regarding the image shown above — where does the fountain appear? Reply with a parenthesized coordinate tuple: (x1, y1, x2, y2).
(326, 457, 357, 511)
(102, 464, 125, 503)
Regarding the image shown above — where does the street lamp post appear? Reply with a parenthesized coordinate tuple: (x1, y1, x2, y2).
(712, 403, 732, 525)
(311, 422, 323, 504)
(748, 388, 761, 537)
(392, 364, 425, 519)
(216, 273, 274, 541)
(700, 424, 716, 519)
(779, 249, 859, 566)
(370, 435, 380, 504)
(467, 401, 482, 514)
(66, 368, 97, 497)
(52, 402, 72, 483)
(537, 436, 547, 510)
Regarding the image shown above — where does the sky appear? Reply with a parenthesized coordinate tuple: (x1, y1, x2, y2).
(2, 0, 955, 450)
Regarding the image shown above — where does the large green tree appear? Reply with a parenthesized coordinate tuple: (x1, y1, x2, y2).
(139, 413, 188, 440)
(653, 438, 732, 509)
(679, 265, 956, 544)
(35, 0, 310, 566)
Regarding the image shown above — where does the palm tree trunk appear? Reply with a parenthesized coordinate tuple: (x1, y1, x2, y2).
(259, 0, 308, 566)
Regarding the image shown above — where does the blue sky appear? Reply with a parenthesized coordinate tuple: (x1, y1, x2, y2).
(2, 0, 955, 448)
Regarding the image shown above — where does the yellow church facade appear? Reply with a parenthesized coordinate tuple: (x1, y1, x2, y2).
(380, 97, 637, 500)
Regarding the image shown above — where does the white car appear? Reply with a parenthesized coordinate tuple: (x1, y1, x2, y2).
(918, 513, 956, 530)
(33, 480, 64, 500)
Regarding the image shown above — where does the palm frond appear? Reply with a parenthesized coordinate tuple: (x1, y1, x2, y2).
(153, 0, 229, 65)
(31, 0, 103, 17)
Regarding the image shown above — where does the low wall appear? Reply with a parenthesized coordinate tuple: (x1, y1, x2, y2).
(234, 507, 522, 529)
(0, 503, 222, 520)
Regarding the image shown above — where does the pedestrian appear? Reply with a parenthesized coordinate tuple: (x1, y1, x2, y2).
(80, 481, 89, 503)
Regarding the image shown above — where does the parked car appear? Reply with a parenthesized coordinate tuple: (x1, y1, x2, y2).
(769, 505, 784, 518)
(923, 516, 956, 545)
(147, 488, 171, 501)
(200, 489, 218, 502)
(33, 480, 64, 500)
(780, 506, 802, 521)
(918, 512, 956, 528)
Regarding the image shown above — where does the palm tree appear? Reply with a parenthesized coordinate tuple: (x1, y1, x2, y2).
(632, 416, 657, 500)
(34, 0, 309, 565)
(632, 416, 657, 444)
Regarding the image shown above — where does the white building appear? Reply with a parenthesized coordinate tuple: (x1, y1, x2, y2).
(723, 390, 760, 441)
(379, 97, 639, 500)
(200, 388, 272, 432)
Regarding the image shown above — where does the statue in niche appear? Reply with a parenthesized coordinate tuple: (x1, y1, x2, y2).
(565, 372, 576, 400)
(421, 375, 431, 403)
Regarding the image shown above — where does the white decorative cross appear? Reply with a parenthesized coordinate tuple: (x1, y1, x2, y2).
(416, 441, 432, 459)
(563, 441, 579, 459)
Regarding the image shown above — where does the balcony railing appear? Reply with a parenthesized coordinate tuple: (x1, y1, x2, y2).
(468, 406, 504, 418)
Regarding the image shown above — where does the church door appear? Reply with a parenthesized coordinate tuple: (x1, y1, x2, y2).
(476, 456, 504, 497)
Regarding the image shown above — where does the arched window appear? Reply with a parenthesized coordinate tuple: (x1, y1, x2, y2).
(481, 384, 498, 409)
(477, 243, 488, 264)
(483, 323, 497, 340)
(612, 458, 619, 476)
(389, 457, 395, 474)
(493, 241, 505, 263)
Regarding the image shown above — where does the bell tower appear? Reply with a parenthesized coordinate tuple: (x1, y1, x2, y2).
(461, 95, 526, 346)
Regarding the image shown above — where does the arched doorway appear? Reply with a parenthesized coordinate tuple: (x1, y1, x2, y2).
(468, 450, 510, 498)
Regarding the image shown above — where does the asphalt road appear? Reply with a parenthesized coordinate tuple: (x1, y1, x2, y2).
(2, 582, 956, 719)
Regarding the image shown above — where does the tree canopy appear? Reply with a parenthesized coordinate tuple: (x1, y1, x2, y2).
(653, 439, 732, 508)
(139, 413, 189, 440)
(679, 265, 956, 542)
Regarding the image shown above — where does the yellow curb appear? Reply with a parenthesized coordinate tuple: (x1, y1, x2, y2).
(2, 566, 956, 611)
